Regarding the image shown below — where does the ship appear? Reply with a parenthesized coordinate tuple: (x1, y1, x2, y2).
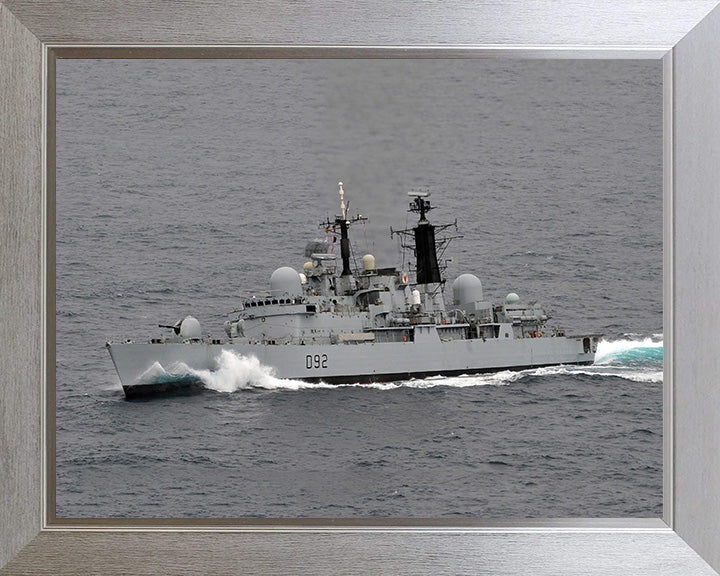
(107, 183, 601, 398)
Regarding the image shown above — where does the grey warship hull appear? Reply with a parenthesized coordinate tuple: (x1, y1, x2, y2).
(109, 332, 598, 398)
(107, 186, 600, 398)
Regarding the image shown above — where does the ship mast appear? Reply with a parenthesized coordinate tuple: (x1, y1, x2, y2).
(337, 182, 352, 276)
(409, 192, 442, 285)
(320, 182, 366, 277)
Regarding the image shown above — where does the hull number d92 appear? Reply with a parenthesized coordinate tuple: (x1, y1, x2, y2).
(305, 354, 328, 369)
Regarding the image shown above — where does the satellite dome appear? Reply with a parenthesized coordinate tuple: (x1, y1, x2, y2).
(452, 274, 483, 305)
(506, 292, 520, 304)
(179, 316, 201, 339)
(270, 266, 302, 298)
(362, 254, 376, 271)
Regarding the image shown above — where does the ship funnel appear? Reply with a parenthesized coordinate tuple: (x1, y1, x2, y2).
(406, 193, 441, 284)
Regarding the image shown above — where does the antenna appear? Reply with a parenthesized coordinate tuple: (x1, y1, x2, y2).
(338, 181, 346, 220)
(319, 181, 368, 276)
(408, 190, 433, 222)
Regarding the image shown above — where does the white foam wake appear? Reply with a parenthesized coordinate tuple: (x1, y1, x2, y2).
(595, 336, 663, 363)
(346, 370, 525, 391)
(528, 364, 663, 384)
(144, 336, 663, 393)
(179, 350, 331, 393)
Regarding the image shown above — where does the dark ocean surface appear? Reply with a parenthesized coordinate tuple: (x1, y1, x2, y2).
(55, 59, 663, 518)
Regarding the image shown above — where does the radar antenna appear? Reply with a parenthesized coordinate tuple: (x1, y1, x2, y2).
(407, 190, 432, 222)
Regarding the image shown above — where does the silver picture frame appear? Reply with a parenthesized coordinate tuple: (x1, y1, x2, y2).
(2, 1, 720, 574)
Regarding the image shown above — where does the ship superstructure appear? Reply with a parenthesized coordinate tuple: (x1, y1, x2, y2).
(107, 183, 600, 398)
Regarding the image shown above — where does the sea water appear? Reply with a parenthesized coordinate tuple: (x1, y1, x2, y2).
(55, 58, 662, 518)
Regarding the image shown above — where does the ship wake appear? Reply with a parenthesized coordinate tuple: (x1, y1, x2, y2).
(367, 336, 663, 388)
(140, 336, 663, 394)
(595, 336, 663, 365)
(169, 350, 331, 393)
(519, 335, 663, 386)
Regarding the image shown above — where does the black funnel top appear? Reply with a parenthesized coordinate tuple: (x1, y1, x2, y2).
(410, 195, 442, 285)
